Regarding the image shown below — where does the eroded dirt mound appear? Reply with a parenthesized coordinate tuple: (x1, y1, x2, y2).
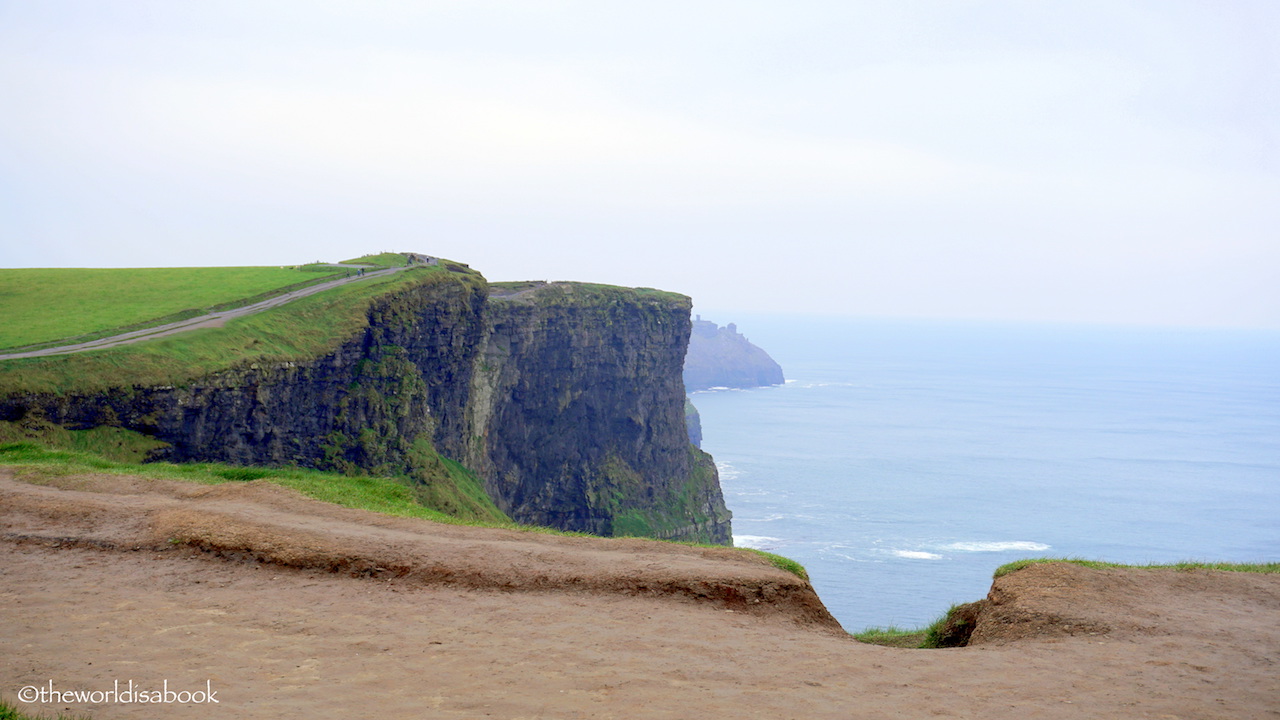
(964, 561, 1280, 646)
(0, 470, 840, 630)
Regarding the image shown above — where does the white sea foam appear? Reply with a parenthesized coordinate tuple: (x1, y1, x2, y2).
(943, 541, 1050, 553)
(734, 535, 783, 550)
(714, 461, 740, 480)
(892, 550, 943, 560)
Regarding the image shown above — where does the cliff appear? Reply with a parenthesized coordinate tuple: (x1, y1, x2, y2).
(0, 265, 730, 543)
(684, 398, 703, 448)
(683, 318, 784, 391)
(469, 282, 730, 542)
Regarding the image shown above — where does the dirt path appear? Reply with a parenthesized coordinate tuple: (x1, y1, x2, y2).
(3, 470, 1278, 719)
(0, 266, 406, 361)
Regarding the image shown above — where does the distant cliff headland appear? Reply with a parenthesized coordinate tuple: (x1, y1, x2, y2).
(0, 255, 731, 544)
(683, 318, 784, 392)
(681, 318, 784, 448)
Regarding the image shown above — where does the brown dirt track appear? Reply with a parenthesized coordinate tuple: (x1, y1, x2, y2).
(3, 470, 1278, 719)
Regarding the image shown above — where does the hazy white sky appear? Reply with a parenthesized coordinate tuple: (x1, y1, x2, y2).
(2, 1, 1277, 327)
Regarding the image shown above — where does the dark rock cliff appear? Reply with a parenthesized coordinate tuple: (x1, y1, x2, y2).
(0, 269, 487, 481)
(467, 282, 731, 543)
(684, 398, 703, 448)
(0, 270, 731, 544)
(683, 319, 784, 391)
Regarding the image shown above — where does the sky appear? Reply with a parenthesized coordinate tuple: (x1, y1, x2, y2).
(2, 1, 1277, 328)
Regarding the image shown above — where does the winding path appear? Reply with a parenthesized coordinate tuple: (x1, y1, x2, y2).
(0, 265, 407, 361)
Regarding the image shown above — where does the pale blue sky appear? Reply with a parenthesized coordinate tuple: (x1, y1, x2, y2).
(2, 1, 1277, 327)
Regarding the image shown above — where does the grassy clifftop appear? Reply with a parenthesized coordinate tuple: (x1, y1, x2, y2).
(0, 257, 483, 395)
(0, 265, 347, 352)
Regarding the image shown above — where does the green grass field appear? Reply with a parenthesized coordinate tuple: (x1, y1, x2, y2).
(0, 263, 471, 395)
(0, 266, 351, 351)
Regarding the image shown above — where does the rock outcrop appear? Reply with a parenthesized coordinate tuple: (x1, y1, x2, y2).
(469, 282, 730, 543)
(683, 318, 784, 391)
(0, 266, 731, 544)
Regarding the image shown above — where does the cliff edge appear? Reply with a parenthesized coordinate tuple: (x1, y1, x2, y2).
(475, 282, 731, 543)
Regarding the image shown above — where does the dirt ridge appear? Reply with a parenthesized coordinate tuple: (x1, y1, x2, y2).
(0, 471, 840, 630)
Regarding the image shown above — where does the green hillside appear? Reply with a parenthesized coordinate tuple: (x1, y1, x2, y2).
(0, 258, 479, 395)
(0, 266, 348, 351)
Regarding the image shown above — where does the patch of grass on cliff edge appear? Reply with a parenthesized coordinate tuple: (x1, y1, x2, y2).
(342, 252, 411, 267)
(748, 549, 809, 581)
(0, 441, 482, 526)
(0, 263, 476, 395)
(853, 604, 963, 649)
(994, 557, 1280, 577)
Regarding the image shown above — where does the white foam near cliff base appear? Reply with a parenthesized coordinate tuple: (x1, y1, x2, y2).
(892, 550, 943, 560)
(734, 535, 783, 550)
(943, 541, 1051, 553)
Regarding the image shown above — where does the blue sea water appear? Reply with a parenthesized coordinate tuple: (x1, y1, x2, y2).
(691, 317, 1280, 632)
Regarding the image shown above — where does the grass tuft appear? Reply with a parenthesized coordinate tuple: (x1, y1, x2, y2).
(855, 604, 966, 649)
(852, 626, 930, 648)
(746, 549, 809, 581)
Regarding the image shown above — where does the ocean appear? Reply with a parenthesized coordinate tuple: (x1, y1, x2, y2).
(690, 317, 1280, 632)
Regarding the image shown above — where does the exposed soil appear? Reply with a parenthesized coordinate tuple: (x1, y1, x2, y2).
(3, 470, 1278, 719)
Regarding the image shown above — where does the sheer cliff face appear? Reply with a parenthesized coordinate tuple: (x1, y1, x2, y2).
(1, 273, 731, 544)
(468, 283, 731, 544)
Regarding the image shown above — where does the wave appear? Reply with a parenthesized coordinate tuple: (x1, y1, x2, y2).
(736, 513, 794, 522)
(784, 380, 862, 390)
(943, 541, 1050, 553)
(891, 549, 943, 560)
(714, 461, 740, 480)
(734, 535, 783, 550)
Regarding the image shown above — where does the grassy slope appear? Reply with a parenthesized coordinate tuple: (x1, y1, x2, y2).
(342, 252, 412, 267)
(0, 433, 810, 582)
(0, 428, 509, 526)
(0, 264, 461, 395)
(0, 266, 348, 351)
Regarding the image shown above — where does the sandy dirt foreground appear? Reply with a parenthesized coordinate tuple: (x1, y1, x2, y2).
(2, 471, 1278, 719)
